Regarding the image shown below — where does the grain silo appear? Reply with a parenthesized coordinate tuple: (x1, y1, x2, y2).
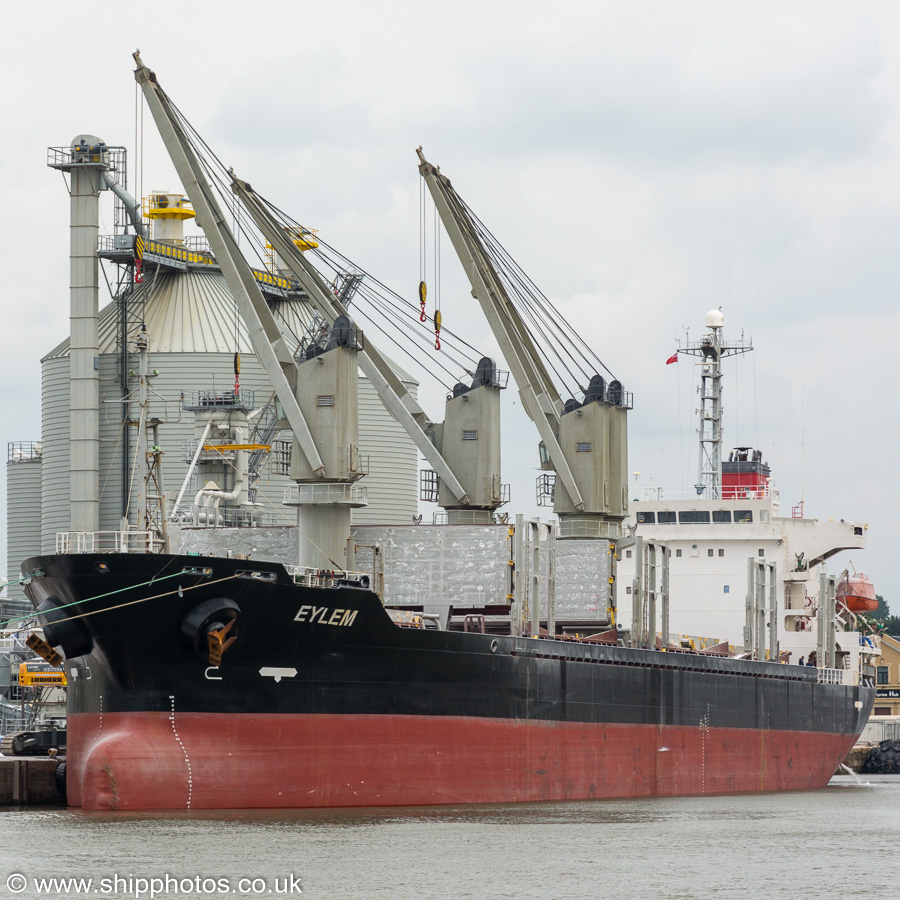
(6, 136, 418, 581)
(40, 267, 418, 547)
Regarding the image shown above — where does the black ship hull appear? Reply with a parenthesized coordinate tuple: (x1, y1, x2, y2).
(23, 553, 874, 810)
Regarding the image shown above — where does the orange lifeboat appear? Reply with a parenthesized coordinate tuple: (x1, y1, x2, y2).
(836, 572, 879, 613)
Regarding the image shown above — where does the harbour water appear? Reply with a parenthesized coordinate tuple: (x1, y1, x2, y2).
(2, 774, 896, 899)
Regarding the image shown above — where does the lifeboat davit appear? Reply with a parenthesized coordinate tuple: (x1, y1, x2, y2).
(836, 572, 879, 613)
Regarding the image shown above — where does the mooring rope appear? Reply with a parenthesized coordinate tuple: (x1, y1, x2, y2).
(0, 571, 239, 632)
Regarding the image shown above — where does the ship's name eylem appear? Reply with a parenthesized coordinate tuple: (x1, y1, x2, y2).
(294, 605, 358, 627)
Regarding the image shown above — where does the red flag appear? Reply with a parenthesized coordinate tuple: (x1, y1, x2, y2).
(666, 352, 678, 365)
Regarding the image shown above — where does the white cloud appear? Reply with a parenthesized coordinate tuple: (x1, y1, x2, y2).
(1, 0, 898, 606)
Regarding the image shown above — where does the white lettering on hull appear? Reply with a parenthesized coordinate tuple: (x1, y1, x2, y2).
(294, 606, 358, 627)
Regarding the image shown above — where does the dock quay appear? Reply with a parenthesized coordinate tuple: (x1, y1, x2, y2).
(0, 757, 64, 806)
(839, 743, 875, 774)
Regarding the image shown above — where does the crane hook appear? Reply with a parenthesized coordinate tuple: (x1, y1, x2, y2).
(419, 280, 427, 322)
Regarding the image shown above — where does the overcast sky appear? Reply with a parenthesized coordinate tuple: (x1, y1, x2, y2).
(1, 0, 897, 604)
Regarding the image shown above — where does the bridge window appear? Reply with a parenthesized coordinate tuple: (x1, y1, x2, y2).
(658, 511, 676, 524)
(679, 510, 711, 524)
(713, 510, 731, 523)
(636, 511, 655, 524)
(735, 510, 753, 523)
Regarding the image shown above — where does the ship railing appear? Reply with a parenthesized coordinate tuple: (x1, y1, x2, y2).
(285, 565, 371, 590)
(817, 667, 856, 687)
(859, 634, 880, 652)
(635, 485, 771, 501)
(283, 484, 368, 506)
(56, 531, 166, 555)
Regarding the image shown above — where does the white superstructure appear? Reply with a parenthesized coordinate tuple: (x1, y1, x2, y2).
(616, 312, 879, 683)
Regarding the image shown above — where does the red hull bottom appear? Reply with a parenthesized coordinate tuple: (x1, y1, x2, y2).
(66, 712, 856, 810)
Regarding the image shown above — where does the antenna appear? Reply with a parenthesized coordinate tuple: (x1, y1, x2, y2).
(678, 309, 752, 499)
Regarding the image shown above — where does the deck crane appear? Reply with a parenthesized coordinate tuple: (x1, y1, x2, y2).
(134, 53, 363, 569)
(134, 54, 504, 567)
(417, 149, 630, 540)
(134, 55, 322, 478)
(230, 178, 507, 524)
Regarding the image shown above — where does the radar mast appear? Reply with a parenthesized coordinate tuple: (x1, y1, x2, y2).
(678, 310, 752, 499)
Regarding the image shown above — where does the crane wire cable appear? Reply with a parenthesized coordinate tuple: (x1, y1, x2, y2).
(166, 95, 489, 388)
(457, 192, 618, 383)
(464, 205, 600, 391)
(256, 191, 486, 361)
(431, 178, 595, 399)
(482, 232, 596, 386)
(247, 193, 491, 391)
(349, 285, 474, 388)
(163, 88, 596, 403)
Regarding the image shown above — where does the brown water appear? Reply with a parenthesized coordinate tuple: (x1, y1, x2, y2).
(1, 775, 896, 899)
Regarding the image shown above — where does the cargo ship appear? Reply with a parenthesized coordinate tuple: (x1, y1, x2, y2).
(15, 56, 876, 809)
(21, 551, 874, 810)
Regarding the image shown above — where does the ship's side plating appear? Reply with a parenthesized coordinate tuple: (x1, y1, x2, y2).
(24, 553, 873, 810)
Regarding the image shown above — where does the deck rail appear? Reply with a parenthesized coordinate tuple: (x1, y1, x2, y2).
(817, 666, 857, 686)
(56, 531, 165, 555)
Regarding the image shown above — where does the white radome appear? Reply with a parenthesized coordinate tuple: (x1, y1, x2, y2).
(705, 308, 724, 328)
